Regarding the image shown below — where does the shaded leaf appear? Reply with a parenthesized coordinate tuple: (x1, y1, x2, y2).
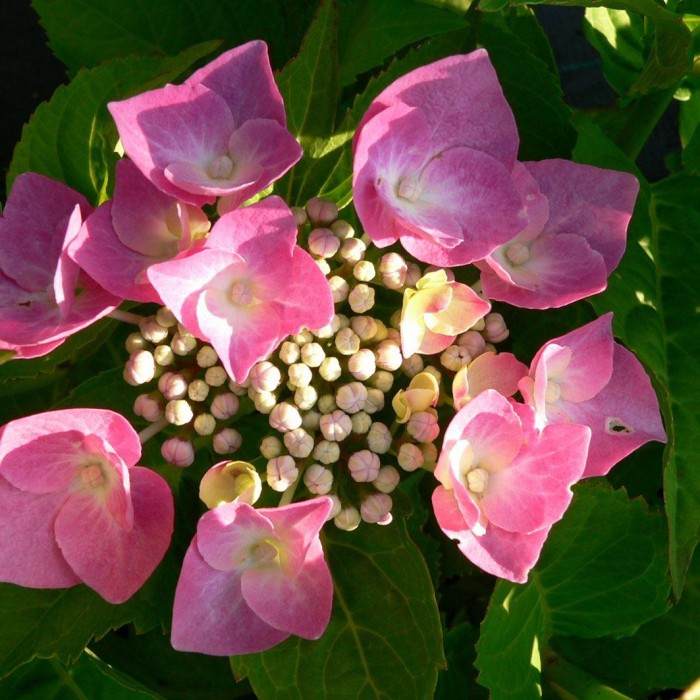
(436, 624, 488, 700)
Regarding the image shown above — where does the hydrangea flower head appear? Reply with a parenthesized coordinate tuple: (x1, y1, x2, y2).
(0, 173, 119, 358)
(353, 51, 527, 266)
(109, 41, 302, 210)
(147, 196, 334, 382)
(0, 409, 174, 603)
(171, 497, 333, 655)
(432, 390, 590, 582)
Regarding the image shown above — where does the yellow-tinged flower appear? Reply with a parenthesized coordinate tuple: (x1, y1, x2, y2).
(199, 460, 262, 508)
(392, 371, 440, 423)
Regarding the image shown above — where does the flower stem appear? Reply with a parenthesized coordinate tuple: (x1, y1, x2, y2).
(138, 417, 169, 444)
(109, 309, 144, 325)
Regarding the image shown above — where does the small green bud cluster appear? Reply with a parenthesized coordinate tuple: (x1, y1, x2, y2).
(123, 310, 243, 467)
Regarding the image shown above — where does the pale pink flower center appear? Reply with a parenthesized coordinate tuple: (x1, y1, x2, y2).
(505, 242, 530, 266)
(230, 279, 256, 307)
(545, 381, 561, 403)
(466, 468, 489, 494)
(206, 155, 235, 180)
(397, 176, 422, 202)
(80, 463, 106, 490)
(251, 540, 279, 566)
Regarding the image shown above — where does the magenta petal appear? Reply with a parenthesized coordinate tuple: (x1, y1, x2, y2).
(171, 537, 289, 655)
(241, 537, 332, 639)
(54, 467, 173, 603)
(0, 476, 79, 589)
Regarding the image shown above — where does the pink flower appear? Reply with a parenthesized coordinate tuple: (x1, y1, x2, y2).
(0, 173, 119, 359)
(352, 50, 527, 266)
(477, 160, 639, 308)
(432, 390, 590, 582)
(171, 498, 333, 656)
(109, 41, 302, 210)
(68, 160, 210, 303)
(147, 197, 334, 382)
(519, 314, 666, 477)
(0, 409, 174, 603)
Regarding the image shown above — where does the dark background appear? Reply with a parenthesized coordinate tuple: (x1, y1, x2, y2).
(0, 1, 679, 202)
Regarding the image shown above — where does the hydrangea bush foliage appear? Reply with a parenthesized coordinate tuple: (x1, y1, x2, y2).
(1, 0, 699, 697)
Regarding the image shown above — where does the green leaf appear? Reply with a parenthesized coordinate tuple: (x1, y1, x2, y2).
(232, 515, 444, 699)
(436, 624, 488, 700)
(0, 652, 161, 699)
(555, 555, 700, 692)
(583, 8, 645, 96)
(54, 367, 138, 416)
(479, 0, 691, 94)
(32, 0, 314, 75)
(682, 120, 700, 174)
(277, 0, 338, 159)
(541, 652, 634, 699)
(475, 485, 670, 699)
(7, 44, 217, 204)
(337, 0, 468, 86)
(479, 16, 576, 160)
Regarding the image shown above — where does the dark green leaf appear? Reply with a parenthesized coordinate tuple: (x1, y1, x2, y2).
(7, 44, 218, 205)
(436, 624, 488, 700)
(475, 485, 670, 698)
(541, 652, 634, 699)
(232, 515, 444, 699)
(682, 120, 700, 174)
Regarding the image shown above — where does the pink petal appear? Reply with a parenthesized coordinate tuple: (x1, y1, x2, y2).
(0, 476, 79, 589)
(54, 466, 173, 603)
(432, 485, 469, 539)
(510, 161, 549, 241)
(464, 352, 528, 402)
(171, 536, 289, 655)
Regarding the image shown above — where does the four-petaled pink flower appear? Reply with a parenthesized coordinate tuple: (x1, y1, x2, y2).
(519, 313, 666, 477)
(432, 390, 590, 582)
(109, 41, 302, 212)
(171, 497, 333, 655)
(147, 196, 334, 382)
(0, 409, 174, 603)
(68, 160, 211, 303)
(477, 160, 639, 308)
(353, 50, 527, 267)
(0, 173, 119, 359)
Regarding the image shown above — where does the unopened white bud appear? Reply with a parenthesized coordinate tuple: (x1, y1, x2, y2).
(335, 327, 361, 356)
(311, 322, 334, 339)
(155, 307, 177, 327)
(158, 371, 188, 400)
(351, 315, 377, 341)
(327, 494, 342, 520)
(348, 450, 380, 482)
(292, 330, 314, 345)
(139, 317, 169, 343)
(329, 275, 349, 303)
(188, 379, 210, 402)
(398, 443, 424, 472)
(291, 206, 308, 228)
(260, 436, 283, 459)
(304, 464, 333, 495)
(196, 345, 219, 368)
(317, 394, 337, 414)
(483, 313, 509, 343)
(279, 341, 300, 365)
(353, 260, 376, 282)
(165, 399, 193, 426)
(348, 283, 375, 313)
(422, 365, 442, 384)
(378, 252, 408, 289)
(364, 388, 385, 415)
(367, 422, 391, 454)
(347, 348, 376, 381)
(370, 370, 393, 393)
(266, 455, 299, 491)
(456, 330, 486, 358)
(205, 366, 228, 387)
(406, 410, 440, 444)
(306, 197, 338, 226)
(249, 361, 282, 393)
(309, 227, 340, 258)
(194, 413, 216, 436)
(153, 344, 175, 366)
(441, 345, 471, 372)
(284, 428, 314, 458)
(335, 505, 361, 531)
(386, 328, 401, 342)
(336, 382, 367, 414)
(339, 238, 366, 264)
(171, 332, 197, 356)
(213, 427, 243, 455)
(133, 394, 163, 422)
(373, 466, 400, 494)
(373, 320, 389, 342)
(161, 437, 194, 468)
(316, 258, 331, 275)
(301, 342, 325, 368)
(319, 356, 342, 382)
(294, 385, 318, 410)
(405, 263, 422, 287)
(483, 342, 496, 354)
(253, 390, 277, 414)
(330, 219, 354, 240)
(319, 409, 352, 442)
(334, 314, 350, 330)
(421, 442, 438, 467)
(471, 318, 486, 332)
(313, 440, 340, 465)
(228, 378, 250, 395)
(302, 410, 322, 431)
(351, 411, 372, 434)
(375, 340, 402, 371)
(361, 493, 392, 523)
(269, 402, 302, 432)
(402, 354, 424, 378)
(124, 350, 156, 385)
(288, 362, 313, 388)
(125, 332, 150, 353)
(211, 392, 240, 420)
